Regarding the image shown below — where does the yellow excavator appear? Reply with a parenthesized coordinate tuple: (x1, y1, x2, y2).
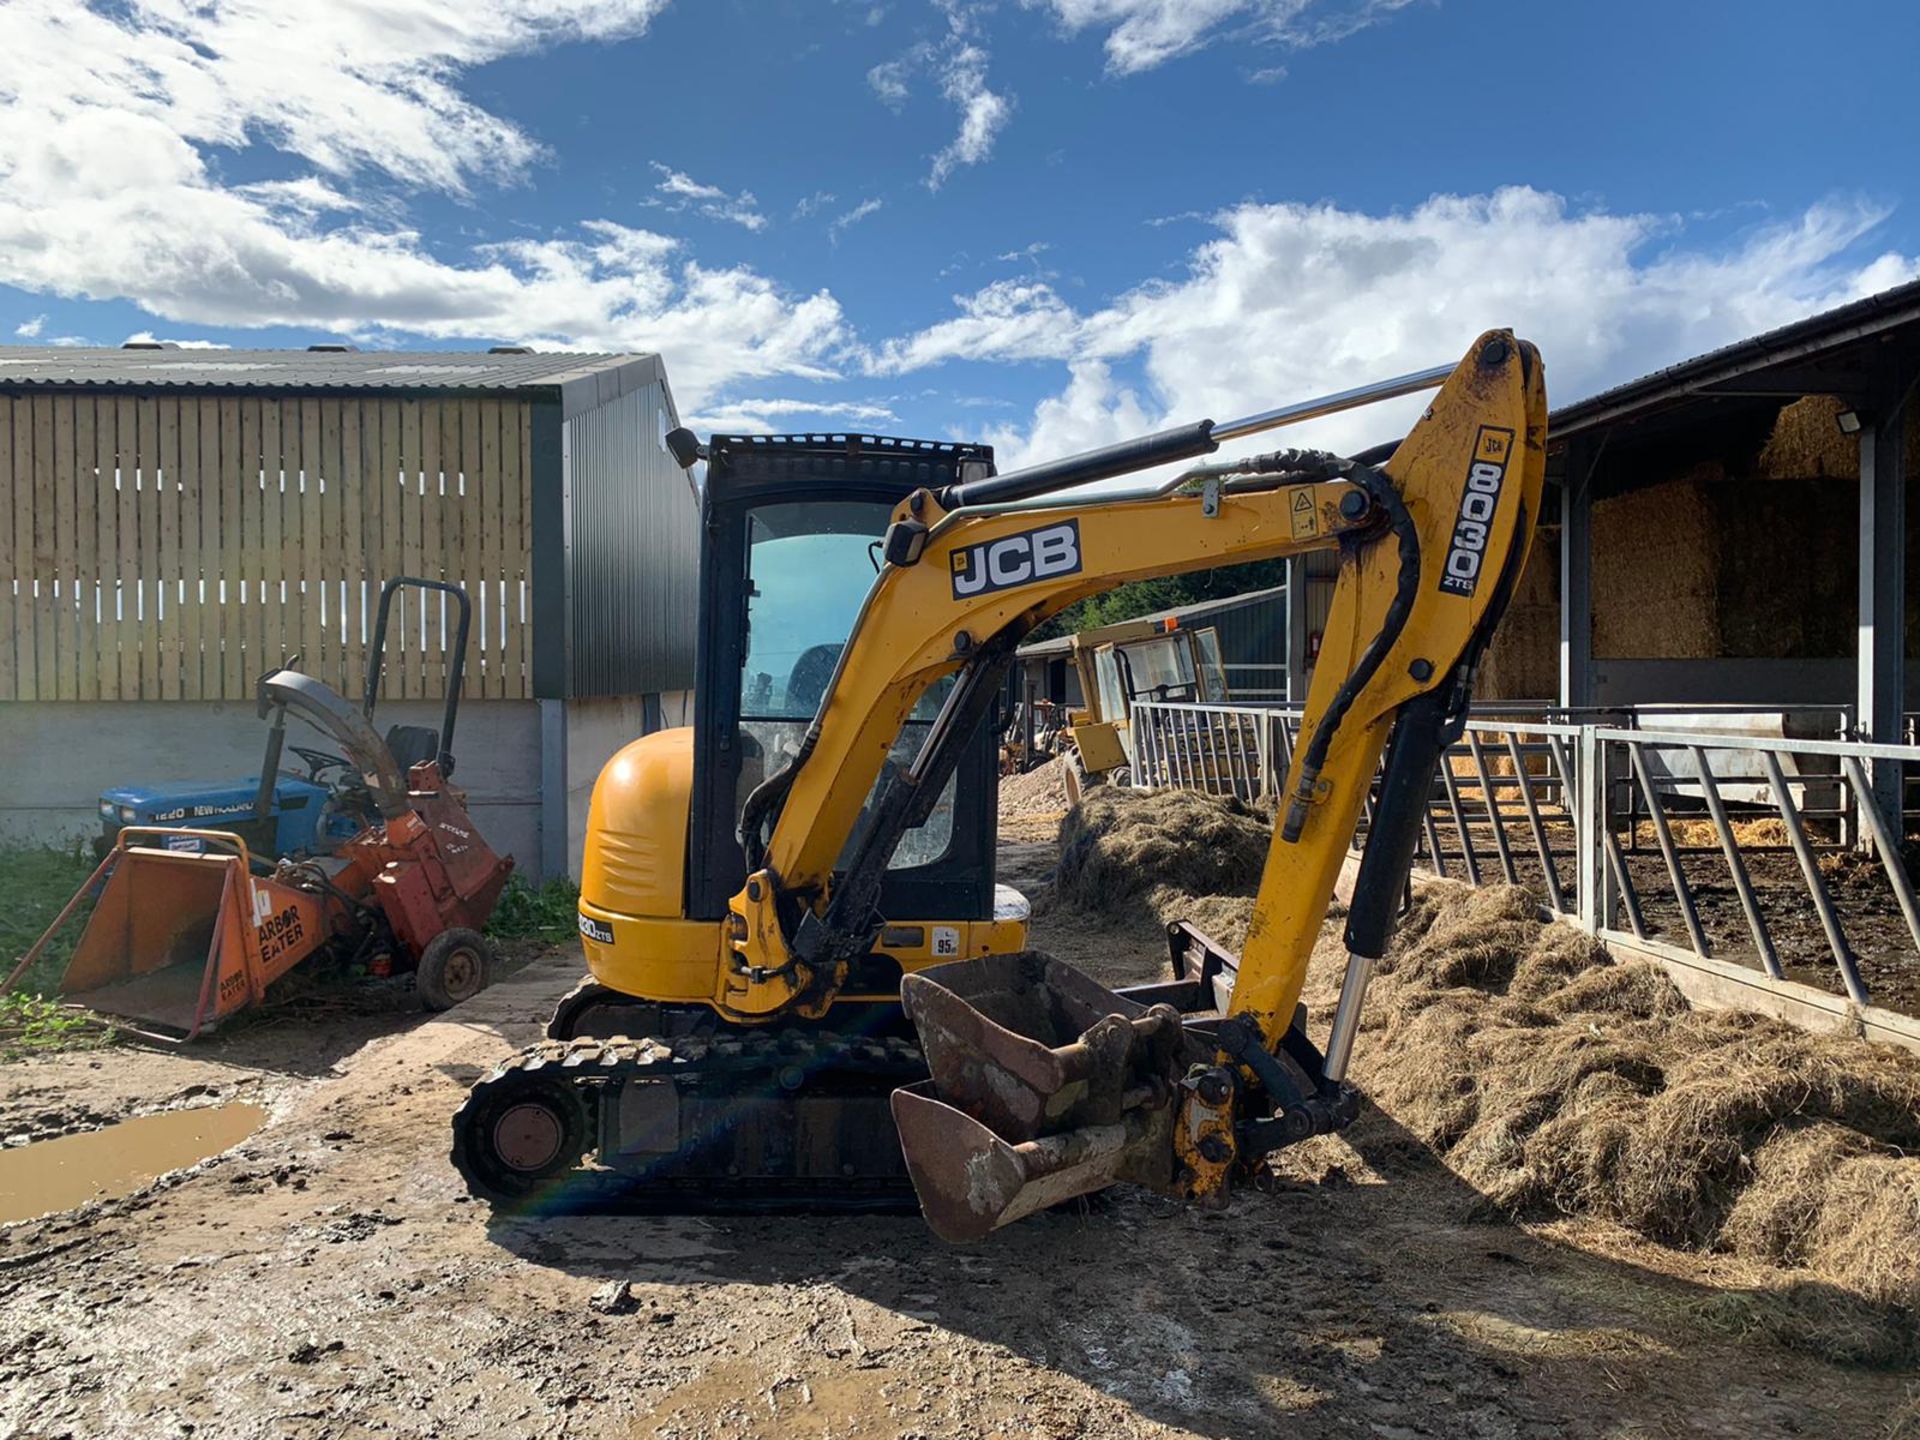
(451, 331, 1545, 1239)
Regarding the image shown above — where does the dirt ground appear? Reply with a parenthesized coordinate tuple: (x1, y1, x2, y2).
(3, 848, 1919, 1438)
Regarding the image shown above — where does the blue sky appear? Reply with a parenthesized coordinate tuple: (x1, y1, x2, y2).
(1, 0, 1916, 463)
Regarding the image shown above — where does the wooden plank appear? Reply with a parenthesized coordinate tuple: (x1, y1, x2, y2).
(317, 399, 343, 689)
(135, 398, 163, 699)
(259, 401, 284, 670)
(400, 402, 424, 699)
(72, 399, 97, 702)
(419, 401, 443, 699)
(299, 398, 323, 679)
(376, 401, 403, 703)
(238, 398, 262, 688)
(92, 399, 118, 701)
(477, 401, 502, 699)
(30, 396, 56, 701)
(499, 402, 526, 700)
(173, 399, 201, 700)
(153, 399, 181, 700)
(457, 399, 483, 697)
(0, 399, 14, 701)
(14, 401, 38, 700)
(218, 398, 242, 697)
(198, 398, 223, 697)
(180, 403, 207, 702)
(281, 399, 306, 672)
(51, 397, 77, 700)
(113, 398, 138, 699)
(338, 401, 365, 700)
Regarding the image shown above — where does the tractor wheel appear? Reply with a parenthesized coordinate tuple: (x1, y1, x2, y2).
(416, 928, 493, 1011)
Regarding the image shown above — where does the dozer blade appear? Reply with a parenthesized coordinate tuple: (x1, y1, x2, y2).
(892, 952, 1199, 1242)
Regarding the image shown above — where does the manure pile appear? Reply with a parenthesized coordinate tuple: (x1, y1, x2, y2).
(1049, 787, 1920, 1364)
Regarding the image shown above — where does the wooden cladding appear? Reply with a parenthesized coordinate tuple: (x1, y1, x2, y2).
(0, 392, 532, 702)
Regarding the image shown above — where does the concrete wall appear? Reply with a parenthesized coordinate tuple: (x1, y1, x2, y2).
(0, 698, 543, 874)
(554, 689, 694, 878)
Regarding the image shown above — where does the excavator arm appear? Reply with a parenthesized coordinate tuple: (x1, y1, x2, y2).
(724, 330, 1545, 1238)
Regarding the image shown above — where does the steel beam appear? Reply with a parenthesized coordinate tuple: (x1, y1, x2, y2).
(1558, 438, 1596, 710)
(1857, 402, 1908, 827)
(1285, 561, 1310, 705)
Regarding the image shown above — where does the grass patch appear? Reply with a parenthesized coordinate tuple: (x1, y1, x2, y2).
(0, 844, 98, 996)
(486, 874, 582, 944)
(0, 990, 116, 1060)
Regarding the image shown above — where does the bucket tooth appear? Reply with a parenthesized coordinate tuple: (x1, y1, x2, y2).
(893, 953, 1198, 1238)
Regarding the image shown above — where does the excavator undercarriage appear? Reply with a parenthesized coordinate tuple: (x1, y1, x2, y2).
(451, 331, 1547, 1236)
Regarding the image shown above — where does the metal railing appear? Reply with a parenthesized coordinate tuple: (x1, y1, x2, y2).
(1129, 699, 1920, 1013)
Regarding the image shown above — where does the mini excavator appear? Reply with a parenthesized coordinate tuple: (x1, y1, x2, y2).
(451, 331, 1545, 1238)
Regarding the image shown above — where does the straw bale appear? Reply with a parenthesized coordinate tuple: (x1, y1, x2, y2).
(1592, 474, 1720, 659)
(1755, 396, 1859, 480)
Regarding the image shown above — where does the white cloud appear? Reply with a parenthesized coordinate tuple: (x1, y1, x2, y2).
(14, 315, 44, 338)
(868, 55, 917, 108)
(0, 1, 856, 413)
(928, 43, 1013, 188)
(0, 0, 674, 195)
(871, 7, 1013, 187)
(794, 190, 837, 220)
(649, 164, 768, 231)
(1025, 0, 1417, 75)
(829, 198, 885, 243)
(690, 396, 900, 433)
(873, 188, 1919, 470)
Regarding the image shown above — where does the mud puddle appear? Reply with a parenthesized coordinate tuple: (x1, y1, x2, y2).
(0, 1100, 264, 1223)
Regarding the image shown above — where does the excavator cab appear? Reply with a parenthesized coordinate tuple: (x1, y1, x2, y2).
(683, 438, 1007, 949)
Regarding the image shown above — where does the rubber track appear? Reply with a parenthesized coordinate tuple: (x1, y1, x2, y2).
(450, 1029, 927, 1214)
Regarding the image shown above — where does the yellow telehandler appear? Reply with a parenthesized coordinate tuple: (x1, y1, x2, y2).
(451, 332, 1545, 1239)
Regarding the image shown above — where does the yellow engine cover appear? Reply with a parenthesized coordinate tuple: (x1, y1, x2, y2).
(575, 727, 1029, 1012)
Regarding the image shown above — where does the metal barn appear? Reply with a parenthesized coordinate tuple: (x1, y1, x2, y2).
(0, 346, 700, 877)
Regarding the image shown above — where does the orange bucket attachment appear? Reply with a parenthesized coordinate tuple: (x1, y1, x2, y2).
(44, 829, 327, 1042)
(891, 953, 1199, 1242)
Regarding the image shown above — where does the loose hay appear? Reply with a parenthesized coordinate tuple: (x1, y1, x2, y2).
(1361, 879, 1920, 1364)
(1039, 789, 1920, 1363)
(1055, 787, 1271, 915)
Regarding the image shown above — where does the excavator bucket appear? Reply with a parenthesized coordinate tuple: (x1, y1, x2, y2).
(892, 953, 1199, 1242)
(34, 830, 326, 1042)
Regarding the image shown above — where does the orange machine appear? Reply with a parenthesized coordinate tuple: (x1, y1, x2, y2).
(8, 580, 514, 1041)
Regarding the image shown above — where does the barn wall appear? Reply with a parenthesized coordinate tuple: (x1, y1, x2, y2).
(0, 390, 534, 705)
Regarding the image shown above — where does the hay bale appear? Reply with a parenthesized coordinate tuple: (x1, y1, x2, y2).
(1592, 474, 1720, 659)
(1755, 396, 1859, 480)
(1054, 787, 1270, 914)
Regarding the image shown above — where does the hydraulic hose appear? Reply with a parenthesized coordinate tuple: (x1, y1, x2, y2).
(1253, 451, 1422, 844)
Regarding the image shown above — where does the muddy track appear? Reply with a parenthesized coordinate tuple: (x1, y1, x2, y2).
(0, 859, 1913, 1437)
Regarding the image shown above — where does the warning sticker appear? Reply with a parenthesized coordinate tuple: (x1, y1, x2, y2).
(931, 926, 961, 958)
(1288, 488, 1318, 541)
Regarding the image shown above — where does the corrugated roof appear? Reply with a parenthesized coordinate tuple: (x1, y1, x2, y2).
(0, 346, 662, 413)
(1548, 278, 1920, 442)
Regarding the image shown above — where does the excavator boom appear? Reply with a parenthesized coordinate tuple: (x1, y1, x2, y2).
(784, 330, 1547, 1238)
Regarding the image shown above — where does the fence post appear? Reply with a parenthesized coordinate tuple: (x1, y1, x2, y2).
(1576, 724, 1604, 933)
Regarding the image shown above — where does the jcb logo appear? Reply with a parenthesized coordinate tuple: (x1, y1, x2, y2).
(951, 520, 1083, 599)
(1437, 427, 1513, 598)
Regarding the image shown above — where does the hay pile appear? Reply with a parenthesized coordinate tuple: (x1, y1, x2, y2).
(1591, 473, 1720, 659)
(1045, 788, 1920, 1361)
(1358, 881, 1920, 1364)
(1052, 786, 1270, 948)
(999, 755, 1070, 823)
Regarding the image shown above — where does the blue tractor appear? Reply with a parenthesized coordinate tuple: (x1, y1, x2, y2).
(93, 577, 469, 862)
